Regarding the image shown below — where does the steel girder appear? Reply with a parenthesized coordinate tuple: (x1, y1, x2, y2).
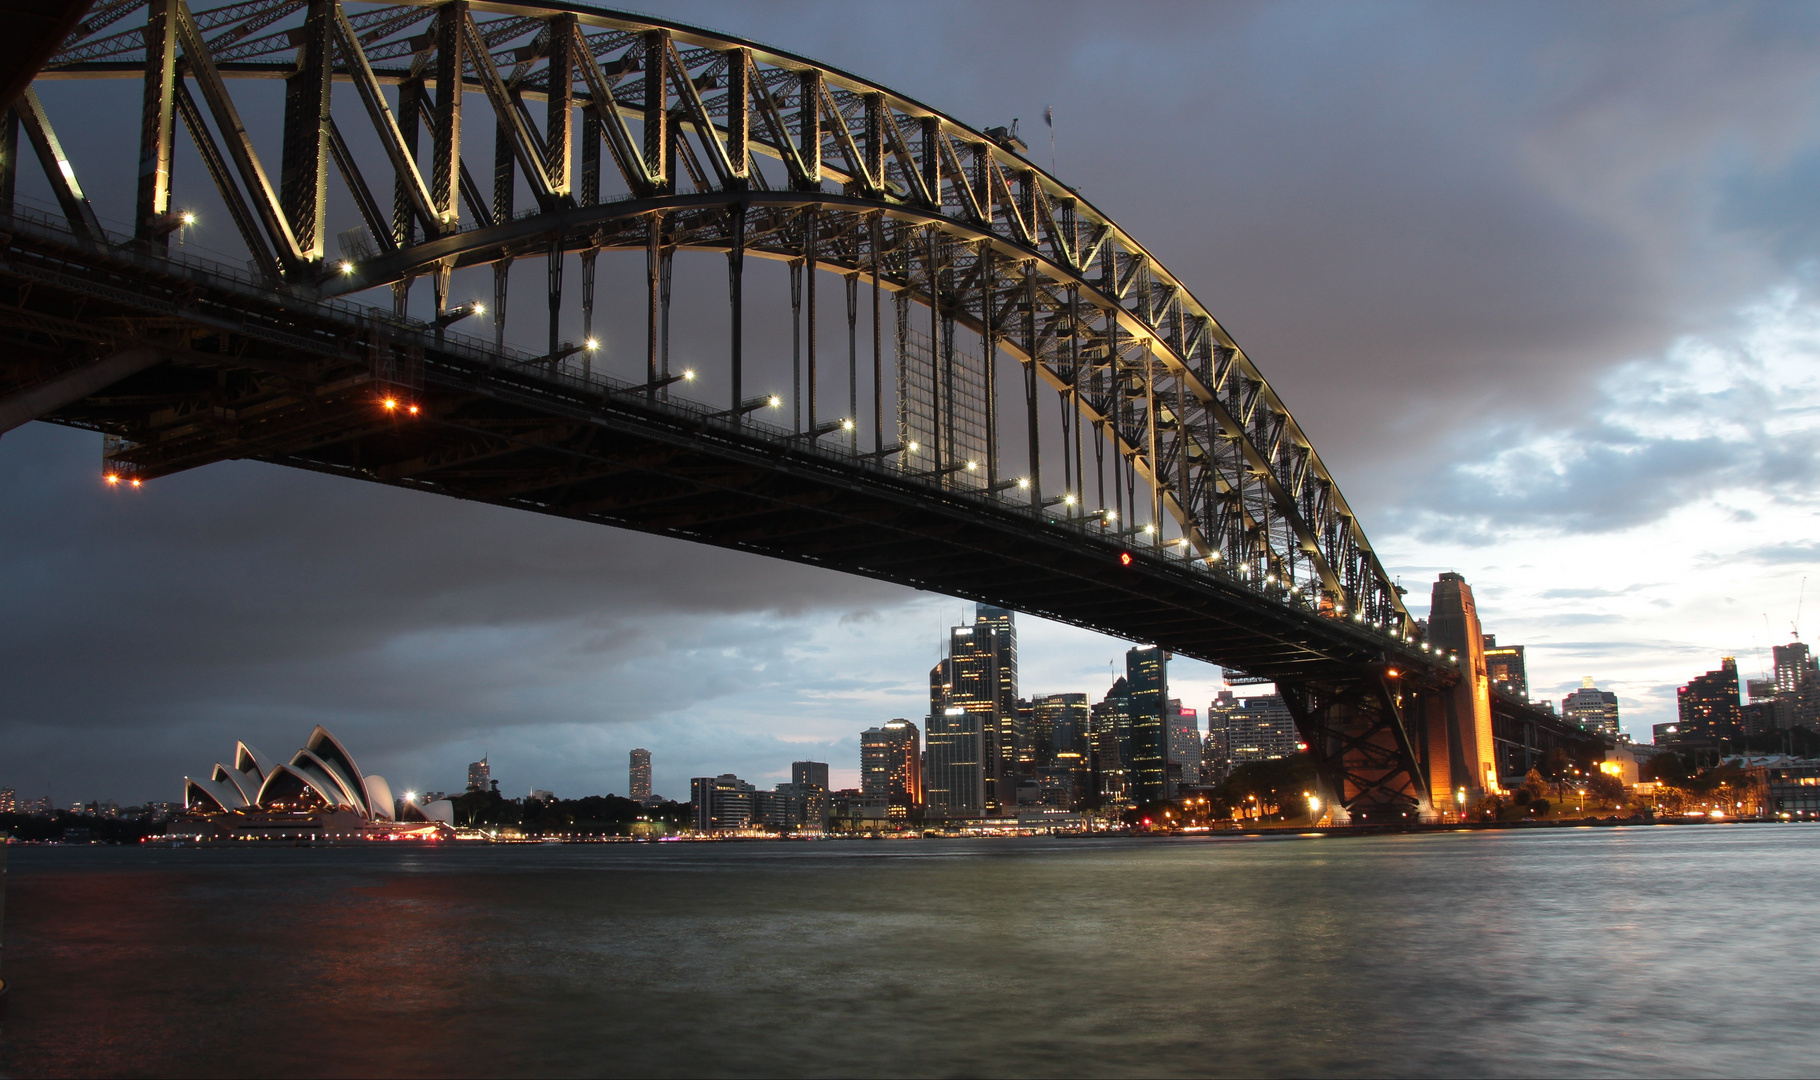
(36, 0, 1415, 641)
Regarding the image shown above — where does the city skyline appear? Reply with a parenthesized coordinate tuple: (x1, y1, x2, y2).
(6, 0, 1820, 804)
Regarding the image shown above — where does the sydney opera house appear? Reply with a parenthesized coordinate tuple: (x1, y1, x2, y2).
(175, 725, 451, 840)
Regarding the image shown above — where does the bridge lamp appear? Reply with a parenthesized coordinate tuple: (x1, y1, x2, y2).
(1143, 523, 1156, 536)
(767, 395, 782, 408)
(1062, 493, 1076, 506)
(1385, 668, 1400, 679)
(684, 370, 698, 382)
(408, 404, 420, 416)
(585, 338, 601, 351)
(180, 211, 196, 226)
(1017, 477, 1030, 490)
(471, 302, 486, 316)
(906, 440, 920, 452)
(1119, 552, 1133, 567)
(965, 460, 978, 471)
(104, 473, 119, 485)
(841, 418, 854, 430)
(383, 397, 398, 411)
(130, 478, 141, 488)
(338, 261, 355, 275)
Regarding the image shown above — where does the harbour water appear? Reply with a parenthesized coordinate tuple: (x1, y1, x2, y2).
(1, 825, 1816, 1078)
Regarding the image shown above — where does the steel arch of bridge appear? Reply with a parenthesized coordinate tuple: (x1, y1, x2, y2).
(36, 0, 1414, 638)
(3, 0, 1477, 818)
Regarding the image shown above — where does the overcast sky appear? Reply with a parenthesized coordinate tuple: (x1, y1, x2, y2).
(7, 0, 1820, 804)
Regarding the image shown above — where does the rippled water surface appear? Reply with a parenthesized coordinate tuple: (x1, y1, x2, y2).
(2, 826, 1817, 1078)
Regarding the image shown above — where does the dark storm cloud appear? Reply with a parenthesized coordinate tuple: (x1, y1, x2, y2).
(10, 1, 1820, 798)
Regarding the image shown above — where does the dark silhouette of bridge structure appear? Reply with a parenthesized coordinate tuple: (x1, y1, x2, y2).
(0, 0, 1592, 822)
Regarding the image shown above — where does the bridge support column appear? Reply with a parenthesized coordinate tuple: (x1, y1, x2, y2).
(1283, 674, 1433, 825)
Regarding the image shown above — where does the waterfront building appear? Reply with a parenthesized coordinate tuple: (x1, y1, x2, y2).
(1674, 658, 1742, 746)
(793, 761, 829, 791)
(1561, 678, 1621, 738)
(0, 787, 13, 813)
(1483, 636, 1529, 700)
(1761, 759, 1820, 817)
(629, 748, 652, 803)
(1128, 646, 1169, 804)
(924, 699, 984, 819)
(467, 757, 491, 793)
(691, 774, 757, 831)
(792, 760, 831, 827)
(860, 719, 922, 819)
(1224, 695, 1300, 764)
(1771, 642, 1819, 728)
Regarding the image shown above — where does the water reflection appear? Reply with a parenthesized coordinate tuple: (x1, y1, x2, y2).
(3, 827, 1816, 1077)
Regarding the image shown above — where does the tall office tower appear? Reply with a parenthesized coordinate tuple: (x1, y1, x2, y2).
(1773, 641, 1820, 728)
(925, 659, 984, 818)
(861, 719, 923, 820)
(629, 748, 653, 803)
(1675, 658, 1742, 745)
(1482, 635, 1529, 700)
(0, 787, 14, 814)
(936, 605, 1018, 814)
(1035, 693, 1090, 761)
(898, 324, 993, 493)
(1166, 700, 1200, 797)
(792, 761, 830, 791)
(1091, 677, 1132, 807)
(1127, 646, 1169, 804)
(1226, 695, 1301, 763)
(1016, 698, 1045, 772)
(1561, 677, 1622, 738)
(1202, 690, 1242, 783)
(466, 756, 491, 793)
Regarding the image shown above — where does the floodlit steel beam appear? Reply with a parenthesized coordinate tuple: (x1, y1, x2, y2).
(328, 4, 438, 240)
(429, 1, 465, 227)
(172, 0, 304, 268)
(135, 0, 178, 245)
(279, 0, 332, 261)
(15, 87, 103, 240)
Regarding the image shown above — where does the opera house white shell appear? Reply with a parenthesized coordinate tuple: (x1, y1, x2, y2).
(180, 726, 444, 836)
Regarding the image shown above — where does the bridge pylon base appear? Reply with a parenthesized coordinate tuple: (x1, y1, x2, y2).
(1283, 675, 1433, 825)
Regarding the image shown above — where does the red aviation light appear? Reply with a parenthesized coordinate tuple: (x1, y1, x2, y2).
(1119, 552, 1133, 567)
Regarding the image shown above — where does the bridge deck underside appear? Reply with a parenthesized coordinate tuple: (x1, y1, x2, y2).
(0, 226, 1426, 687)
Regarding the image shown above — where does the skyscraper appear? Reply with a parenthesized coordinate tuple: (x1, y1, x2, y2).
(792, 761, 830, 791)
(466, 756, 490, 793)
(860, 720, 922, 820)
(1772, 641, 1819, 728)
(926, 605, 1018, 816)
(1127, 646, 1169, 805)
(1676, 658, 1742, 745)
(1091, 677, 1132, 808)
(1560, 678, 1621, 738)
(1035, 693, 1090, 760)
(1483, 636, 1529, 700)
(629, 748, 652, 803)
(1166, 700, 1200, 797)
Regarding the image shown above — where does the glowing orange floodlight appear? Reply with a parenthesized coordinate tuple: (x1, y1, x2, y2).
(129, 478, 142, 488)
(382, 397, 398, 411)
(104, 474, 119, 485)
(407, 404, 420, 415)
(1385, 668, 1400, 679)
(1119, 552, 1133, 567)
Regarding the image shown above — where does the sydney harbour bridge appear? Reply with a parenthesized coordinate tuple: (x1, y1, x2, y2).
(0, 0, 1581, 822)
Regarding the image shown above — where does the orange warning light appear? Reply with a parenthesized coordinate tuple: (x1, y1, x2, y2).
(104, 474, 119, 485)
(129, 478, 142, 488)
(383, 397, 398, 411)
(407, 404, 420, 415)
(1386, 668, 1400, 679)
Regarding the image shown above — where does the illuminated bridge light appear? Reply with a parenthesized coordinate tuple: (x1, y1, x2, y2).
(1119, 552, 1133, 566)
(104, 474, 119, 485)
(338, 260, 354, 275)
